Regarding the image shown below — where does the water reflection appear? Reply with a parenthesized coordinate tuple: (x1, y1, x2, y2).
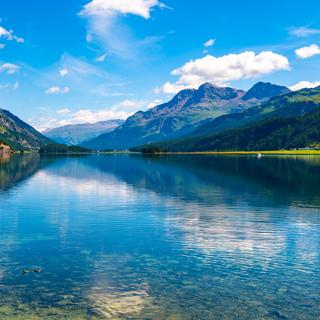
(0, 154, 320, 319)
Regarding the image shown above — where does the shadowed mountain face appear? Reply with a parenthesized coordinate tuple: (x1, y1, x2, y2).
(0, 109, 52, 151)
(83, 82, 289, 150)
(43, 120, 124, 145)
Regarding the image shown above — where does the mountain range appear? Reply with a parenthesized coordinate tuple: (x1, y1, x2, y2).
(2, 82, 320, 153)
(131, 86, 320, 152)
(43, 120, 124, 145)
(82, 82, 290, 150)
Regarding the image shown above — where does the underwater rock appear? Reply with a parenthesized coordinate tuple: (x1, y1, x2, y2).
(22, 268, 43, 275)
(269, 310, 288, 319)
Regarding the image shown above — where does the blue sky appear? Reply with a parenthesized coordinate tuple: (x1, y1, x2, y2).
(0, 0, 320, 130)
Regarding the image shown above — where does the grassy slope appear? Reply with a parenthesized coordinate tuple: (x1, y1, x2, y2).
(132, 107, 320, 153)
(0, 109, 52, 151)
(192, 87, 320, 137)
(131, 88, 320, 153)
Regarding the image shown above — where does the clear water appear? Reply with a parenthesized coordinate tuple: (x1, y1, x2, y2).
(0, 154, 320, 319)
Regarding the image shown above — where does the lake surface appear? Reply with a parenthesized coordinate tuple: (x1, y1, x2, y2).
(0, 154, 320, 319)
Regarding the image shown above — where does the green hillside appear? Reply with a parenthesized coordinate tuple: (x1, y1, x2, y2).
(192, 86, 320, 137)
(131, 86, 320, 153)
(0, 109, 52, 151)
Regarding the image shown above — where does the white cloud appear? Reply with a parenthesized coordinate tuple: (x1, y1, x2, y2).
(69, 109, 127, 124)
(0, 63, 20, 74)
(59, 69, 69, 77)
(45, 86, 70, 94)
(0, 44, 5, 49)
(0, 26, 13, 38)
(204, 39, 215, 48)
(155, 82, 190, 94)
(63, 100, 140, 124)
(146, 99, 162, 108)
(289, 81, 320, 91)
(33, 117, 60, 132)
(95, 53, 107, 62)
(0, 81, 19, 90)
(79, 0, 167, 59)
(60, 54, 110, 79)
(57, 108, 71, 114)
(295, 44, 320, 59)
(118, 99, 139, 108)
(157, 51, 290, 94)
(0, 25, 24, 43)
(80, 0, 161, 19)
(290, 26, 320, 37)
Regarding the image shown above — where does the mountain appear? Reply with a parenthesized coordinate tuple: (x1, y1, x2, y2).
(137, 109, 320, 152)
(83, 82, 289, 150)
(191, 85, 315, 137)
(0, 109, 52, 151)
(131, 87, 320, 152)
(43, 120, 124, 145)
(242, 82, 290, 101)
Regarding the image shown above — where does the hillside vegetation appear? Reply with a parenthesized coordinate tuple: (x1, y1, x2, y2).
(0, 109, 51, 151)
(132, 88, 320, 153)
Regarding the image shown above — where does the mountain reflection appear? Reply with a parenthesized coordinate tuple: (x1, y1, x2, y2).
(43, 154, 320, 209)
(0, 154, 65, 192)
(2, 153, 320, 210)
(0, 154, 42, 192)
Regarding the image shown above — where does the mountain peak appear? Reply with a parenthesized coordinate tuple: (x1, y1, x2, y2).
(243, 82, 291, 101)
(195, 82, 244, 101)
(198, 82, 219, 90)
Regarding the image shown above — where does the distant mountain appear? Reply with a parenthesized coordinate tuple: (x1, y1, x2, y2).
(83, 82, 288, 150)
(43, 120, 124, 145)
(0, 109, 52, 151)
(132, 87, 320, 152)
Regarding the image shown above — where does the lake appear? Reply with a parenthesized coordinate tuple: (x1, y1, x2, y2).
(0, 154, 320, 319)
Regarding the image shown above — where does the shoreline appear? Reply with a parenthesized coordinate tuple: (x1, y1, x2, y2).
(4, 150, 320, 156)
(157, 150, 320, 155)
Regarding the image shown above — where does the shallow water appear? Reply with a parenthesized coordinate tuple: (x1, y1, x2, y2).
(0, 154, 320, 319)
